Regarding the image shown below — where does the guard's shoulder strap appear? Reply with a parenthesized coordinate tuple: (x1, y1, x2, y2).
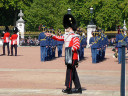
(73, 33, 80, 38)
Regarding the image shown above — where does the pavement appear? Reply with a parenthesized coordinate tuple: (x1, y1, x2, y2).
(0, 46, 127, 96)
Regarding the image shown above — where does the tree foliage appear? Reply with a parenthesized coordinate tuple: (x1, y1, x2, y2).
(0, 0, 33, 26)
(0, 0, 128, 31)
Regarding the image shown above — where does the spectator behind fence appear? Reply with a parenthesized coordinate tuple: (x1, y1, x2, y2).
(19, 37, 39, 46)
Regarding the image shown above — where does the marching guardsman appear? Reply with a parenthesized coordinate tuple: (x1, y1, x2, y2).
(10, 27, 18, 56)
(81, 32, 87, 59)
(101, 30, 108, 59)
(46, 13, 82, 94)
(89, 31, 100, 63)
(96, 31, 102, 62)
(38, 25, 48, 62)
(46, 29, 51, 60)
(115, 28, 127, 64)
(113, 26, 120, 58)
(57, 30, 64, 57)
(1, 26, 10, 56)
(79, 31, 86, 60)
(51, 31, 57, 58)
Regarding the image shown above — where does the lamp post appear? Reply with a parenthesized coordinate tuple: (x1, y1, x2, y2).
(121, 41, 127, 96)
(67, 8, 71, 14)
(87, 7, 96, 48)
(89, 7, 94, 25)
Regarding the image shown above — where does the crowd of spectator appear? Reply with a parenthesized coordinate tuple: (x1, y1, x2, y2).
(19, 37, 39, 46)
(108, 38, 116, 46)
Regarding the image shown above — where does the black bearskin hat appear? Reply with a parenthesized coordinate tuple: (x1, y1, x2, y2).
(63, 14, 77, 31)
(5, 26, 9, 32)
(13, 27, 18, 34)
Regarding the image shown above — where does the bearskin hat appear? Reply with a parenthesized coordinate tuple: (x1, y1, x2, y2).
(13, 27, 18, 34)
(5, 26, 9, 32)
(63, 14, 77, 31)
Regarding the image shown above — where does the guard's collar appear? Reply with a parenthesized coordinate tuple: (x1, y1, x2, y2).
(65, 31, 74, 35)
(69, 31, 74, 34)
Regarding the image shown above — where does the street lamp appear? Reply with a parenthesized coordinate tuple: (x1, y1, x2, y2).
(89, 7, 94, 25)
(67, 8, 71, 14)
(90, 7, 93, 13)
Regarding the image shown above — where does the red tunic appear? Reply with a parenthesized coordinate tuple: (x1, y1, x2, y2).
(52, 32, 80, 60)
(10, 34, 18, 45)
(2, 32, 10, 43)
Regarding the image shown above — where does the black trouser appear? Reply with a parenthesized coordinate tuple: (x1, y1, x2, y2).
(3, 43, 10, 55)
(65, 60, 81, 89)
(11, 44, 17, 56)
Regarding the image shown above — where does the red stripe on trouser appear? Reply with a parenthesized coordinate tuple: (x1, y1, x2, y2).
(68, 60, 74, 88)
(68, 69, 72, 88)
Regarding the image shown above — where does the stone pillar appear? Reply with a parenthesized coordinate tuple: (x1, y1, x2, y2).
(87, 24, 96, 47)
(16, 10, 25, 45)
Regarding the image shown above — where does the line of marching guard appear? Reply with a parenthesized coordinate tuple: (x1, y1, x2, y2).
(38, 27, 88, 62)
(38, 28, 64, 62)
(78, 30, 108, 63)
(77, 31, 87, 61)
(89, 30, 108, 63)
(38, 26, 109, 63)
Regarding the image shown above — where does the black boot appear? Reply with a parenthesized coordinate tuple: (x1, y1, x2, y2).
(62, 87, 72, 94)
(72, 88, 82, 94)
(1, 54, 5, 55)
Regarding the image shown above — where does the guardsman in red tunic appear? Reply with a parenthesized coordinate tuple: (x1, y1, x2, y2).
(10, 27, 18, 56)
(2, 26, 10, 55)
(46, 14, 82, 94)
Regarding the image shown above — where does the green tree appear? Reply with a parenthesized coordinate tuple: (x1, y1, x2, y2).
(0, 0, 127, 31)
(0, 0, 33, 26)
(118, 0, 128, 28)
(73, 0, 92, 29)
(92, 0, 122, 30)
(24, 0, 71, 31)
